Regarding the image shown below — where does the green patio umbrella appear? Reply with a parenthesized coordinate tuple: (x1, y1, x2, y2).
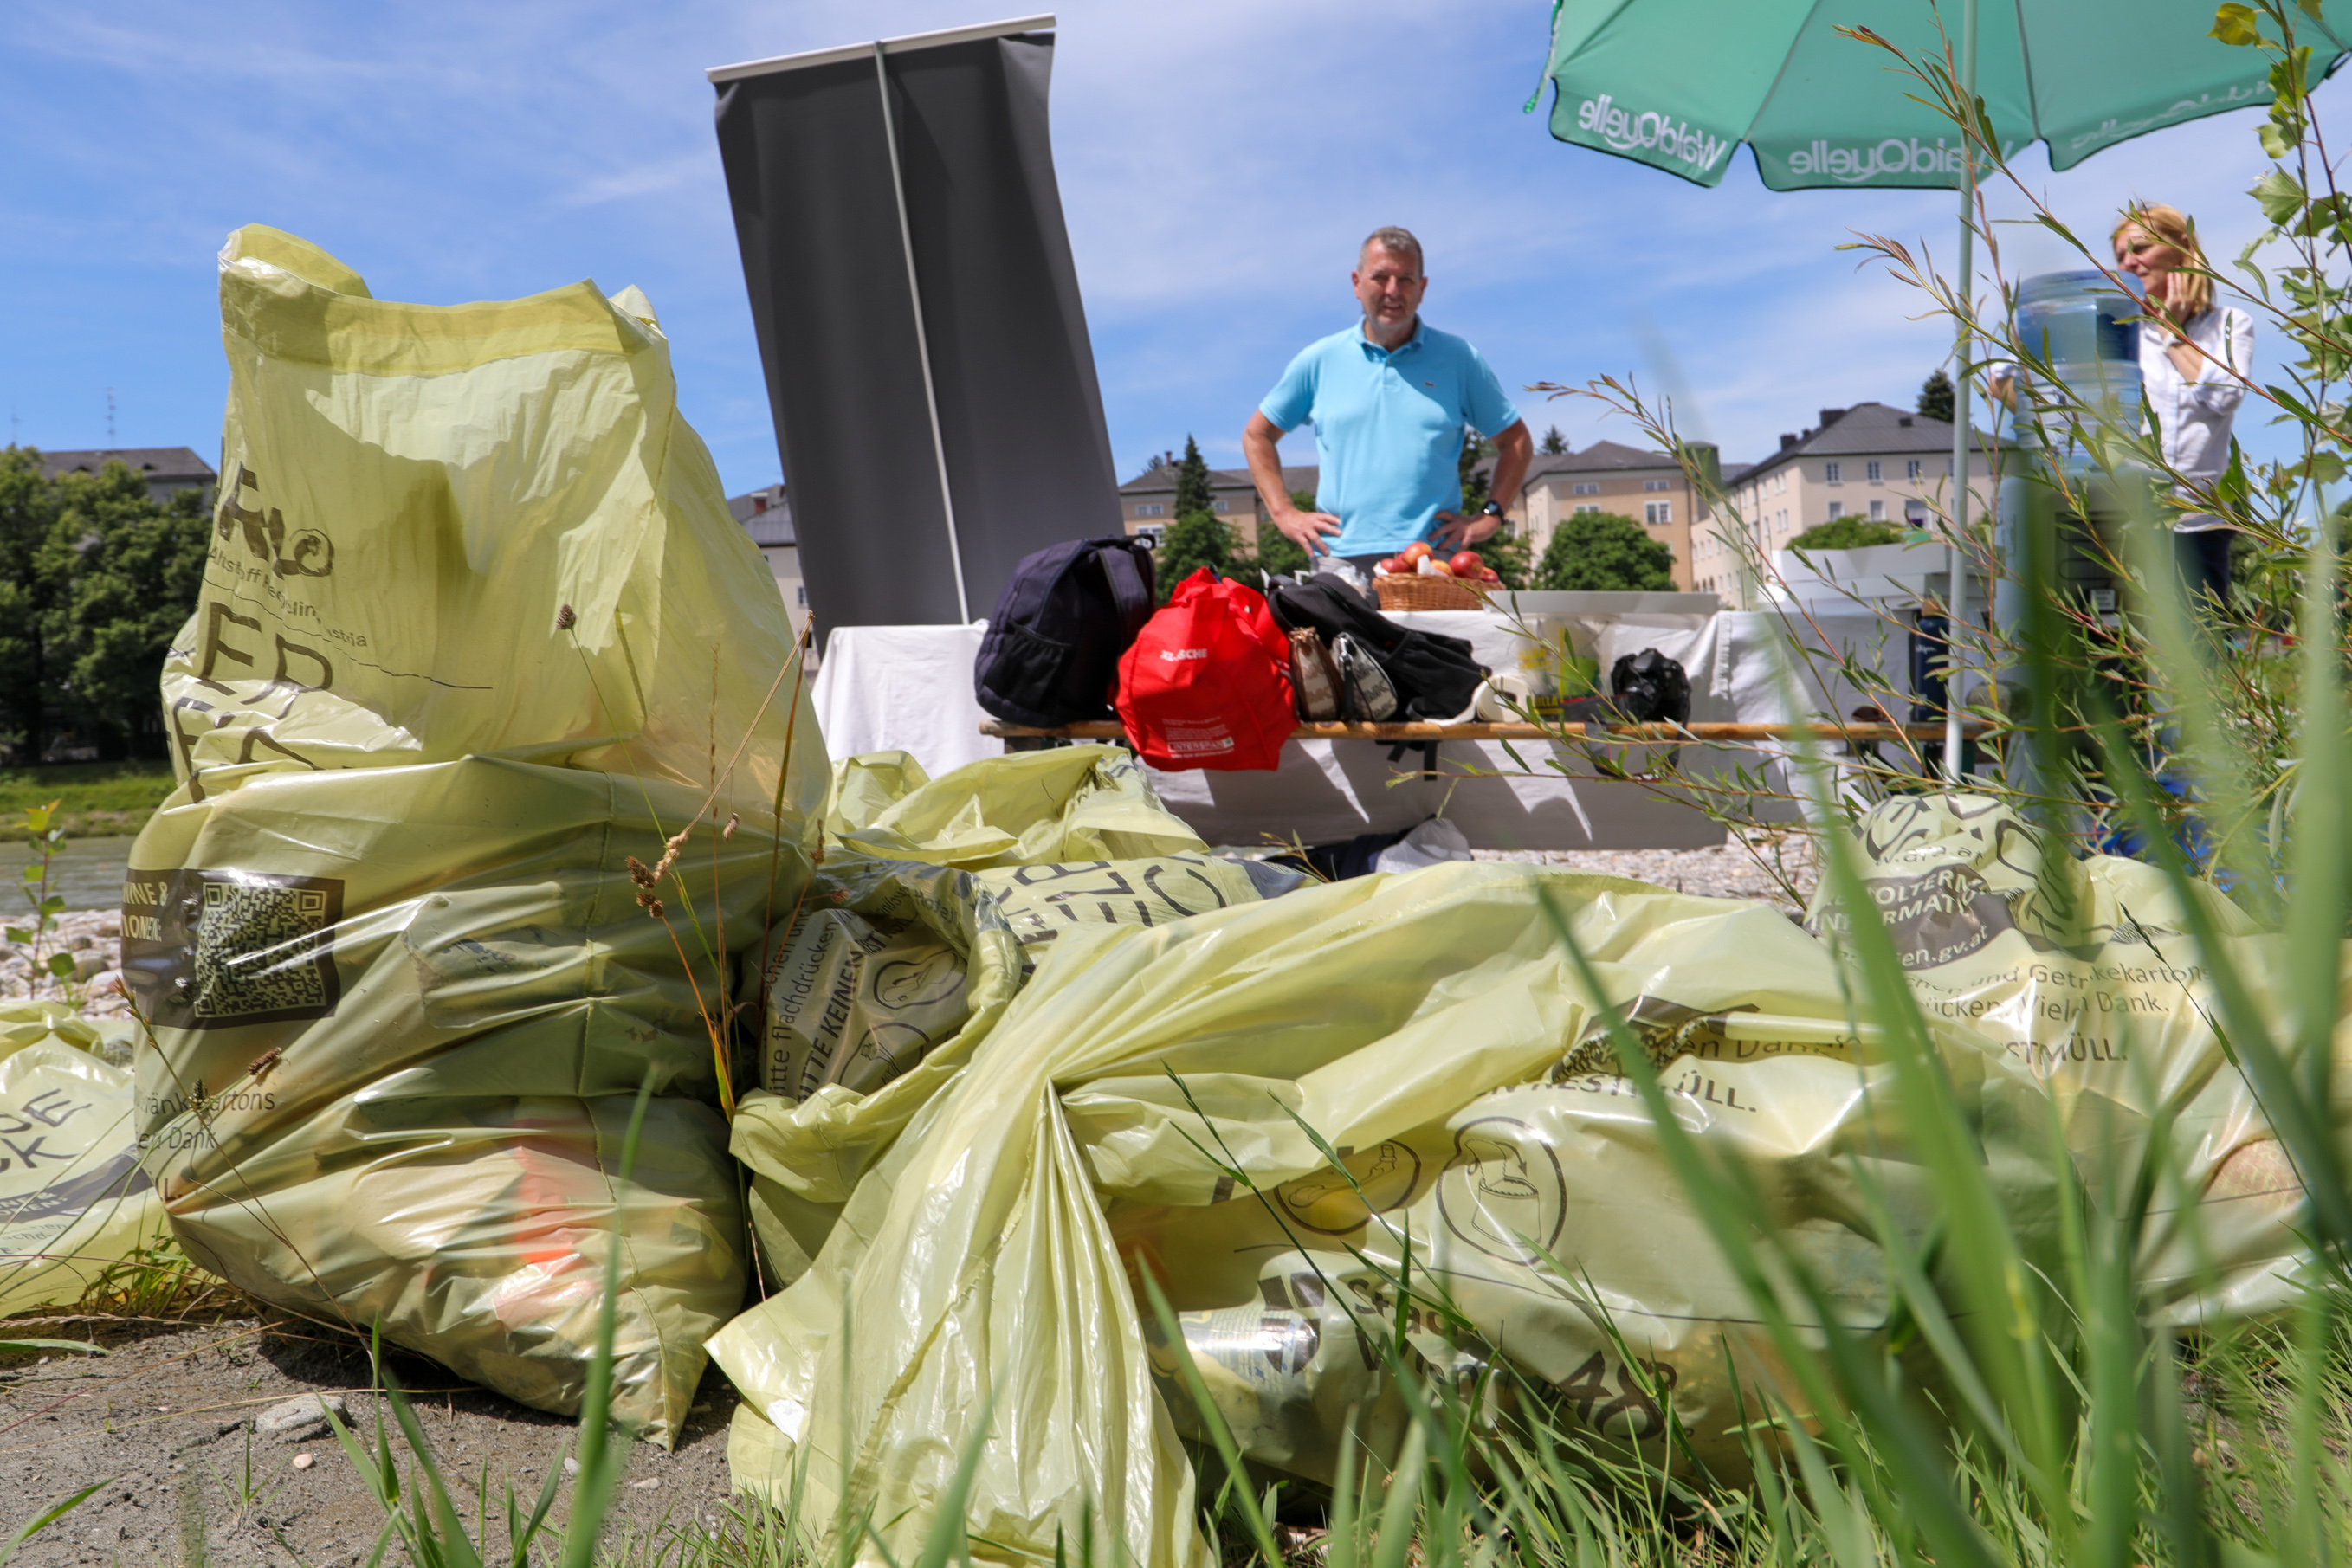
(1531, 0, 2348, 775)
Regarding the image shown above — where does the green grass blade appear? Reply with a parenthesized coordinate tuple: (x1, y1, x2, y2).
(1326, 1405, 1360, 1568)
(2090, 707, 2352, 1249)
(1137, 1263, 1283, 1567)
(512, 1440, 568, 1566)
(1535, 885, 2000, 1568)
(910, 1387, 998, 1568)
(0, 1477, 113, 1566)
(0, 1338, 107, 1356)
(2284, 515, 2343, 1142)
(560, 1072, 659, 1568)
(1368, 1422, 1425, 1568)
(379, 1368, 485, 1568)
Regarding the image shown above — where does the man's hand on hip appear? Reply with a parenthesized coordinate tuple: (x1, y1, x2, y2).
(1431, 511, 1502, 551)
(1273, 508, 1345, 556)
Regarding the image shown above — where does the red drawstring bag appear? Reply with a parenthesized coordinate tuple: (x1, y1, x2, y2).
(1115, 569, 1296, 771)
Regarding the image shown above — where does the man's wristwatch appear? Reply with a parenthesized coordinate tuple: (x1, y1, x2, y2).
(1480, 500, 1506, 519)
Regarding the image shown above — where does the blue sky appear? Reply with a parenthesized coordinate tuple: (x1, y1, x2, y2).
(1, 0, 2336, 495)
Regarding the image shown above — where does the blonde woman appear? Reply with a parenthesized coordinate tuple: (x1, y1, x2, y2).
(1993, 204, 2256, 605)
(2116, 204, 2256, 605)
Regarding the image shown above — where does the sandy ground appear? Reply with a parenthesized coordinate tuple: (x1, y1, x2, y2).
(0, 840, 1820, 1558)
(0, 1314, 748, 1564)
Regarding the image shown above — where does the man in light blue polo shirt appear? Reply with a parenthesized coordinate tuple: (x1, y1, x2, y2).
(1242, 226, 1532, 574)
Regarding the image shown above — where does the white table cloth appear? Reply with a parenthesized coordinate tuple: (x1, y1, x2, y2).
(805, 609, 1895, 850)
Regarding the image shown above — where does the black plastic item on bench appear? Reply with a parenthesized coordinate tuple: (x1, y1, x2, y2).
(975, 537, 1158, 727)
(1609, 648, 1691, 724)
(1266, 825, 1413, 882)
(1265, 578, 1486, 720)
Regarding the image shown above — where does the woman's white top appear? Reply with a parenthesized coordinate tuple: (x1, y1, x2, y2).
(2143, 304, 2255, 531)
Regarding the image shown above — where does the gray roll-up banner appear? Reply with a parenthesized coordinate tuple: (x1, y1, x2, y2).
(710, 16, 1121, 642)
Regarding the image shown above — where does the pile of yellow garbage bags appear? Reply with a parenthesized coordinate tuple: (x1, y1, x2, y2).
(708, 790, 2323, 1568)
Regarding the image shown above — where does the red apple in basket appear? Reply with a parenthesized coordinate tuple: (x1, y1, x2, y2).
(1420, 555, 1452, 576)
(1399, 540, 1433, 565)
(1448, 550, 1484, 578)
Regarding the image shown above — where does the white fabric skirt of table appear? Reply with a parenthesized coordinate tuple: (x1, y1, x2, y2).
(808, 609, 1871, 851)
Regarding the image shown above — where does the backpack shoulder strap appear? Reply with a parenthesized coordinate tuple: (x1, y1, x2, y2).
(1096, 544, 1153, 636)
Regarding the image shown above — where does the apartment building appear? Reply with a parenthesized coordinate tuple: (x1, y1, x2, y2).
(1510, 439, 1715, 591)
(728, 483, 809, 639)
(39, 447, 216, 507)
(1693, 402, 2005, 606)
(1117, 461, 1320, 553)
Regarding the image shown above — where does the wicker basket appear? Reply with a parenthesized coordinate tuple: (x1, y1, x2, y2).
(1374, 573, 1487, 611)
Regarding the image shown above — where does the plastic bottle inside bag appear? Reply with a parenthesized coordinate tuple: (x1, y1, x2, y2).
(2013, 270, 2145, 469)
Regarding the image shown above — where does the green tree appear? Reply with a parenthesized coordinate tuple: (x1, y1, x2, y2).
(1917, 367, 1955, 424)
(1244, 491, 1313, 585)
(1788, 515, 1905, 552)
(1481, 528, 1533, 590)
(0, 449, 209, 764)
(1457, 431, 1493, 513)
(1538, 424, 1568, 455)
(0, 448, 63, 763)
(1154, 512, 1233, 598)
(48, 465, 210, 759)
(1155, 435, 1231, 599)
(1445, 431, 1536, 586)
(1172, 435, 1214, 518)
(1533, 510, 1674, 592)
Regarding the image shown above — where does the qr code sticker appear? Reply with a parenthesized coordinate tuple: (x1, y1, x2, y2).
(192, 875, 342, 1023)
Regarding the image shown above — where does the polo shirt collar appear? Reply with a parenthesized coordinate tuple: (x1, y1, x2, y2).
(1359, 319, 1425, 358)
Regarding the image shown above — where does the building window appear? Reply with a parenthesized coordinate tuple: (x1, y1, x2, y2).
(1642, 478, 1672, 492)
(1776, 509, 1787, 532)
(1136, 524, 1166, 548)
(796, 584, 806, 607)
(1571, 481, 1601, 495)
(1906, 459, 1922, 481)
(1906, 500, 1929, 523)
(1869, 500, 1886, 521)
(1574, 503, 1601, 515)
(1212, 500, 1230, 513)
(1644, 501, 1671, 526)
(1824, 461, 1843, 484)
(1134, 503, 1166, 517)
(1865, 461, 1883, 482)
(1828, 501, 1845, 519)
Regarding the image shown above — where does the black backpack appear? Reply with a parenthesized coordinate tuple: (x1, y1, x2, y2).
(974, 537, 1157, 727)
(1265, 578, 1487, 719)
(1610, 648, 1691, 723)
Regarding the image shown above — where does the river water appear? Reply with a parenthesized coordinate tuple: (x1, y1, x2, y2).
(0, 835, 135, 913)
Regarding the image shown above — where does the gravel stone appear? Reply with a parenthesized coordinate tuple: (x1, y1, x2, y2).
(1474, 830, 1819, 914)
(253, 1392, 350, 1440)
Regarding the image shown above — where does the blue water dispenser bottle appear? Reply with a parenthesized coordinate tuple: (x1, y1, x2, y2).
(1993, 270, 2159, 794)
(2010, 269, 2145, 469)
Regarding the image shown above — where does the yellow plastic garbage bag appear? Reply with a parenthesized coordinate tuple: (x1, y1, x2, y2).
(827, 745, 1208, 868)
(125, 225, 824, 1445)
(733, 855, 1024, 1287)
(729, 849, 1264, 1287)
(972, 855, 1263, 971)
(0, 1001, 168, 1316)
(1811, 792, 2316, 1322)
(726, 749, 1242, 1287)
(708, 861, 2065, 1568)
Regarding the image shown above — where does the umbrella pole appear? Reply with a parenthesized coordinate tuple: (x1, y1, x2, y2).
(1941, 0, 1980, 784)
